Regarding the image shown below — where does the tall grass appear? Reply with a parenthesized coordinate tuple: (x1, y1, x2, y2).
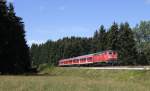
(0, 67, 150, 91)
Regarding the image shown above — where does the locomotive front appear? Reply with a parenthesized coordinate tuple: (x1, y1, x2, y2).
(105, 50, 118, 64)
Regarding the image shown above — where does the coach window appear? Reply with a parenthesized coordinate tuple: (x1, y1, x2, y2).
(73, 59, 76, 62)
(66, 61, 68, 64)
(87, 57, 92, 61)
(69, 60, 72, 63)
(80, 58, 84, 62)
(74, 59, 78, 63)
(83, 58, 86, 61)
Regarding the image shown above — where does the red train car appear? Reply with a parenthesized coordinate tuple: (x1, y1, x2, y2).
(59, 50, 118, 66)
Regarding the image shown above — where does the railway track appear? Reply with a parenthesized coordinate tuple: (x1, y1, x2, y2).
(61, 66, 150, 70)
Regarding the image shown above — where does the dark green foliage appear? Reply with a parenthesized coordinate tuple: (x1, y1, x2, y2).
(144, 47, 150, 64)
(30, 44, 40, 67)
(98, 25, 107, 51)
(117, 23, 138, 65)
(134, 21, 150, 65)
(0, 1, 31, 74)
(137, 52, 149, 65)
(30, 37, 93, 67)
(92, 30, 99, 52)
(92, 25, 107, 52)
(106, 22, 119, 50)
(0, 0, 8, 16)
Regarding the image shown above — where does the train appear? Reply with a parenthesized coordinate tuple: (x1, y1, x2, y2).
(59, 50, 118, 66)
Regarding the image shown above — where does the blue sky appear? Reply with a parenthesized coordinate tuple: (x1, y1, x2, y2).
(8, 0, 150, 45)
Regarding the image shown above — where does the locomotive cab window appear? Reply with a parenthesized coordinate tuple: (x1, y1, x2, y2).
(109, 52, 112, 55)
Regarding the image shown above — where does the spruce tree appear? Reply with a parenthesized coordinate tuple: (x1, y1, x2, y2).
(0, 1, 31, 74)
(106, 22, 119, 50)
(0, 0, 12, 73)
(134, 21, 150, 65)
(91, 30, 99, 52)
(9, 3, 31, 73)
(97, 25, 106, 51)
(118, 23, 137, 65)
(0, 0, 8, 15)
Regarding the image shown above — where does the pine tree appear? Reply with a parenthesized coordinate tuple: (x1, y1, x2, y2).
(9, 3, 31, 73)
(0, 0, 13, 73)
(91, 30, 99, 52)
(0, 0, 8, 16)
(106, 22, 119, 50)
(118, 23, 137, 65)
(30, 44, 39, 67)
(97, 25, 106, 51)
(133, 21, 150, 65)
(0, 1, 31, 74)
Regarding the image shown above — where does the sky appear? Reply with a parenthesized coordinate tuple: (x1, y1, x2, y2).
(7, 0, 150, 45)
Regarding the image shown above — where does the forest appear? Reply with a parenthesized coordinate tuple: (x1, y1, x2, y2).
(0, 0, 150, 74)
(30, 21, 150, 68)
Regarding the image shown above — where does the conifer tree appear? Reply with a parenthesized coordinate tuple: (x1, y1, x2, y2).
(91, 30, 99, 52)
(0, 0, 16, 73)
(0, 1, 31, 74)
(9, 3, 31, 73)
(118, 23, 137, 65)
(134, 21, 150, 65)
(97, 25, 106, 51)
(106, 22, 119, 50)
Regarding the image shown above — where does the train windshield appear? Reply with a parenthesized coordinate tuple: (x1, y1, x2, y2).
(107, 51, 117, 55)
(109, 52, 112, 54)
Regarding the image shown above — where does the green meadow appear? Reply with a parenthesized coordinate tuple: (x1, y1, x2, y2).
(0, 67, 150, 91)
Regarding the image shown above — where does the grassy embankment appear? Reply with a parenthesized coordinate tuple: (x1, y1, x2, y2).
(0, 66, 150, 91)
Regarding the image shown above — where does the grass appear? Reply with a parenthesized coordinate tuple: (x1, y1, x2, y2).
(0, 67, 150, 91)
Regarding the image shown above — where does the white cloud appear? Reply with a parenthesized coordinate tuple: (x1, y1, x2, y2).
(27, 40, 46, 46)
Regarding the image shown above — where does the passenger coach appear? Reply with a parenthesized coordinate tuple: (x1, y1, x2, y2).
(59, 50, 118, 66)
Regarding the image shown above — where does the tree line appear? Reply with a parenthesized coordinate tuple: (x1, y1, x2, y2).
(30, 22, 150, 68)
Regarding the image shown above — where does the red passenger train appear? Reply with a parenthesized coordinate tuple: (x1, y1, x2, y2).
(59, 50, 118, 66)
